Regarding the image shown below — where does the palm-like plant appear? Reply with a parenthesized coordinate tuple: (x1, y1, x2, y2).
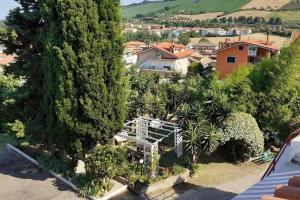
(184, 120, 221, 165)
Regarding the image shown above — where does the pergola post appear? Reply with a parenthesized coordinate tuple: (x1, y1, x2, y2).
(118, 117, 181, 177)
(143, 142, 158, 177)
(136, 118, 148, 147)
(175, 128, 183, 158)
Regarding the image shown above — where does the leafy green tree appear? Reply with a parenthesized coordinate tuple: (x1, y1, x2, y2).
(42, 0, 127, 159)
(178, 33, 190, 46)
(222, 67, 256, 114)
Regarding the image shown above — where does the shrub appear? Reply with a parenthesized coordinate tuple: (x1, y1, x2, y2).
(37, 154, 75, 178)
(172, 164, 185, 175)
(83, 145, 128, 197)
(6, 120, 25, 138)
(221, 112, 264, 162)
(85, 145, 128, 181)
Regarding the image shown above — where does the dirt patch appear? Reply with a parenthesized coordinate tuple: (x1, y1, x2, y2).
(190, 33, 289, 48)
(221, 10, 271, 18)
(242, 0, 291, 10)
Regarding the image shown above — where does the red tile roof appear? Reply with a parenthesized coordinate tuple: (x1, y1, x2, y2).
(152, 42, 193, 59)
(218, 39, 279, 52)
(0, 53, 15, 65)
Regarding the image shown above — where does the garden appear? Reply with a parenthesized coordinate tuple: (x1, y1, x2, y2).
(0, 1, 300, 198)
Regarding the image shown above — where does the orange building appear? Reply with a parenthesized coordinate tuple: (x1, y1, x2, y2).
(216, 39, 279, 79)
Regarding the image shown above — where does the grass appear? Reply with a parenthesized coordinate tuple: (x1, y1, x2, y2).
(186, 152, 270, 187)
(268, 10, 300, 22)
(190, 161, 269, 187)
(0, 133, 17, 148)
(281, 0, 300, 10)
(122, 0, 249, 19)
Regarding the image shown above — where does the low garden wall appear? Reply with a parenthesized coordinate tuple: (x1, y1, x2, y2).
(115, 169, 190, 195)
(142, 169, 190, 194)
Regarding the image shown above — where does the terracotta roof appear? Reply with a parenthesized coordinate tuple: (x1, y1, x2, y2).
(0, 53, 15, 65)
(126, 41, 146, 46)
(152, 42, 193, 58)
(155, 42, 186, 49)
(290, 32, 300, 44)
(218, 39, 279, 52)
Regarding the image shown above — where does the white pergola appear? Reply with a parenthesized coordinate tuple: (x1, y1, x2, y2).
(117, 116, 182, 176)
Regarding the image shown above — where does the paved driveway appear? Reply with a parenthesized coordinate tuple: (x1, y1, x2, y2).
(0, 146, 84, 200)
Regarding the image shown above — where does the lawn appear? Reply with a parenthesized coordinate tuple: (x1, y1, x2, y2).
(190, 160, 269, 187)
(0, 133, 17, 148)
(122, 0, 249, 19)
(268, 10, 300, 22)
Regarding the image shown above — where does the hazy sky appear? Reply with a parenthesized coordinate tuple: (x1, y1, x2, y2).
(0, 0, 145, 20)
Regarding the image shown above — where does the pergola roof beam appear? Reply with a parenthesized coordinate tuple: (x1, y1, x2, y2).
(139, 116, 178, 126)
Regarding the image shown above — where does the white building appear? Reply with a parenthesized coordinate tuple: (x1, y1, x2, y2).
(227, 27, 252, 36)
(123, 48, 138, 68)
(201, 28, 227, 36)
(213, 28, 227, 36)
(137, 42, 193, 75)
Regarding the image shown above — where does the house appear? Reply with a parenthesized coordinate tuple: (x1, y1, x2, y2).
(233, 128, 300, 200)
(123, 41, 148, 68)
(227, 27, 252, 36)
(216, 38, 279, 79)
(187, 38, 218, 55)
(0, 45, 16, 73)
(137, 42, 193, 76)
(213, 28, 227, 36)
(123, 48, 138, 68)
(201, 28, 227, 36)
(189, 51, 215, 69)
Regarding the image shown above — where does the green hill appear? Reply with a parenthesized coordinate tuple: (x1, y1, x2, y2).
(122, 0, 249, 19)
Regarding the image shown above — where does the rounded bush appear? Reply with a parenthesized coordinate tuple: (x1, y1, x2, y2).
(222, 112, 264, 162)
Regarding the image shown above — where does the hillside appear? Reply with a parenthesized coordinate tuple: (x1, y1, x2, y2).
(122, 0, 249, 19)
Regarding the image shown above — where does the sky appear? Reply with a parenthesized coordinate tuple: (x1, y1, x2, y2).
(0, 0, 146, 20)
(0, 1, 19, 20)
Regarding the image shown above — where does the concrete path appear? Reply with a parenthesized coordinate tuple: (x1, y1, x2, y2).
(177, 165, 268, 200)
(146, 164, 268, 200)
(0, 146, 83, 200)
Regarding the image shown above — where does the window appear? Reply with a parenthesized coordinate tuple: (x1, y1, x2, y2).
(227, 56, 236, 63)
(163, 66, 171, 71)
(239, 45, 244, 51)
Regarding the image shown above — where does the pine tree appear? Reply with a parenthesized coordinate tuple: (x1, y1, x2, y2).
(0, 0, 47, 142)
(42, 0, 127, 159)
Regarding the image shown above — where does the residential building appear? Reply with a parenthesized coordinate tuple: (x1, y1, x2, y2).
(187, 38, 218, 55)
(227, 27, 252, 36)
(189, 51, 215, 69)
(233, 128, 300, 200)
(216, 38, 279, 79)
(123, 48, 138, 68)
(123, 41, 148, 68)
(137, 42, 193, 76)
(201, 28, 227, 36)
(213, 28, 227, 36)
(0, 52, 16, 73)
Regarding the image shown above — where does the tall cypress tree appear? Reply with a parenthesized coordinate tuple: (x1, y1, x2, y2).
(42, 0, 127, 159)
